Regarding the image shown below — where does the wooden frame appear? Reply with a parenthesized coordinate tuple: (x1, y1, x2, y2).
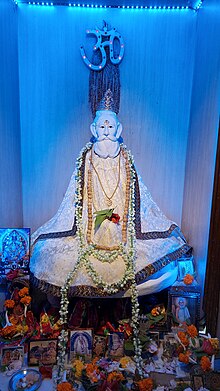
(28, 339, 58, 366)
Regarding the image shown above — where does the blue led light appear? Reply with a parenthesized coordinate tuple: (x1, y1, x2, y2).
(12, 0, 203, 10)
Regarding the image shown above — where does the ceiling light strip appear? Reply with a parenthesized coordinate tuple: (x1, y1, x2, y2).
(12, 0, 204, 10)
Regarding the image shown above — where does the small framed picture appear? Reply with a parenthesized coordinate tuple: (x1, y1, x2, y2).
(108, 332, 124, 359)
(0, 228, 30, 276)
(168, 290, 200, 327)
(93, 335, 107, 357)
(1, 346, 24, 367)
(192, 374, 204, 391)
(28, 339, 57, 366)
(70, 329, 93, 361)
(177, 257, 194, 281)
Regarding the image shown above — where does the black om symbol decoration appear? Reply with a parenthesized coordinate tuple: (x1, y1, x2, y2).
(80, 24, 124, 71)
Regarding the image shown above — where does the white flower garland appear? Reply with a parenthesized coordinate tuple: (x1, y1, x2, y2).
(57, 143, 144, 379)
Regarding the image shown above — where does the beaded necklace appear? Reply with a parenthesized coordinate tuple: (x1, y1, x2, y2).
(86, 146, 130, 248)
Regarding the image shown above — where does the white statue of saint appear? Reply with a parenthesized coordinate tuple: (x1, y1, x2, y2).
(30, 90, 190, 298)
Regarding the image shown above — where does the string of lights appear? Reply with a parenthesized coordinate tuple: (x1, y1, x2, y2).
(12, 0, 204, 11)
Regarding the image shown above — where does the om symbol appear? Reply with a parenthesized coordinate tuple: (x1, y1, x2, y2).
(80, 24, 124, 71)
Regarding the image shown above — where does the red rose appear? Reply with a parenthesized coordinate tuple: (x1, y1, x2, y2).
(110, 213, 120, 224)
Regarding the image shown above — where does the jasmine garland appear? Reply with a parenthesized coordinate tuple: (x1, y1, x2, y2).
(57, 143, 144, 379)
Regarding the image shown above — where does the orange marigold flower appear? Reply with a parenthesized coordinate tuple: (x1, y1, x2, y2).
(57, 382, 74, 391)
(151, 308, 159, 316)
(183, 274, 194, 285)
(4, 299, 15, 309)
(187, 324, 198, 338)
(20, 295, 32, 306)
(120, 356, 132, 368)
(107, 371, 124, 383)
(0, 325, 17, 338)
(200, 355, 211, 372)
(178, 351, 190, 364)
(178, 331, 189, 346)
(85, 363, 99, 376)
(137, 378, 154, 391)
(18, 287, 29, 297)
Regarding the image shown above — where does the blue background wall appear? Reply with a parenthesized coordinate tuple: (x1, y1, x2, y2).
(18, 6, 196, 231)
(0, 0, 23, 227)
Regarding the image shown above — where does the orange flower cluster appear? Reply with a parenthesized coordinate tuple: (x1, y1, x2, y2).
(178, 350, 190, 364)
(18, 287, 29, 297)
(0, 325, 17, 338)
(178, 331, 189, 346)
(183, 274, 194, 285)
(107, 371, 125, 383)
(137, 378, 154, 391)
(20, 295, 32, 306)
(4, 299, 15, 309)
(57, 382, 75, 391)
(187, 325, 198, 338)
(85, 363, 99, 383)
(151, 306, 161, 316)
(200, 356, 211, 372)
(120, 356, 132, 368)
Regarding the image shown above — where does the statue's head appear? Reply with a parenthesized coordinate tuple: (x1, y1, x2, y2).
(90, 110, 122, 142)
(90, 90, 122, 158)
(90, 110, 122, 158)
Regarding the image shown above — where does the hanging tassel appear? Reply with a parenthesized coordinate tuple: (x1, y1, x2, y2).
(89, 48, 121, 118)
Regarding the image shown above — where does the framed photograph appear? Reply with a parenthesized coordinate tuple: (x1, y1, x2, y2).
(108, 332, 124, 359)
(192, 374, 204, 391)
(0, 228, 30, 276)
(70, 329, 93, 361)
(28, 339, 57, 366)
(93, 335, 107, 357)
(1, 346, 24, 367)
(177, 257, 194, 281)
(168, 290, 200, 328)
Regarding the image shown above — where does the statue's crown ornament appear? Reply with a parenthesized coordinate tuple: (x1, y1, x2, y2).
(96, 89, 116, 113)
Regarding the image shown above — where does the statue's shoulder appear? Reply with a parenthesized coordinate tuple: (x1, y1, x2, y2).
(76, 142, 93, 165)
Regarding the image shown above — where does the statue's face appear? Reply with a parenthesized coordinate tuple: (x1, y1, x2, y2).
(91, 111, 122, 142)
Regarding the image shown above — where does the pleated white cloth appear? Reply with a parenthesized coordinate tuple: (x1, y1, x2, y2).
(30, 149, 189, 297)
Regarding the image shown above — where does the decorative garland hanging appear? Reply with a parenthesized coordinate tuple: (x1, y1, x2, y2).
(57, 142, 144, 381)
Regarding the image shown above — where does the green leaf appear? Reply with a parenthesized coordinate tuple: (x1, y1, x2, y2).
(191, 338, 196, 346)
(94, 208, 114, 216)
(106, 209, 114, 217)
(95, 214, 107, 230)
(147, 314, 164, 322)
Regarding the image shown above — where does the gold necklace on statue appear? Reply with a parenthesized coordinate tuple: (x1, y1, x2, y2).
(89, 150, 121, 207)
(87, 145, 131, 248)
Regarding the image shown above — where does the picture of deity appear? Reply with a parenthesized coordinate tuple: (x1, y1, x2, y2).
(108, 332, 124, 358)
(70, 330, 93, 361)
